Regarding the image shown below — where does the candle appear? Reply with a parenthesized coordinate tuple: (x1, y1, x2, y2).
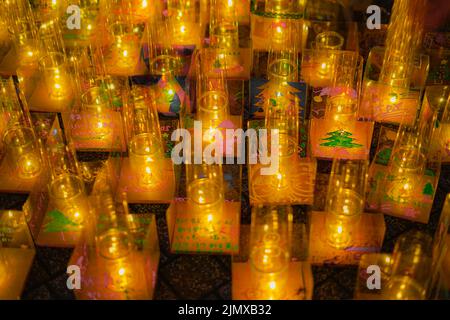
(385, 132, 426, 204)
(186, 164, 224, 236)
(383, 231, 432, 300)
(81, 86, 113, 139)
(314, 31, 344, 79)
(325, 189, 363, 249)
(40, 53, 72, 100)
(210, 4, 239, 50)
(197, 91, 228, 132)
(10, 20, 40, 66)
(3, 126, 42, 179)
(167, 0, 196, 42)
(129, 133, 164, 188)
(111, 23, 142, 69)
(249, 244, 289, 299)
(96, 228, 134, 292)
(326, 93, 358, 126)
(325, 159, 367, 249)
(48, 174, 90, 226)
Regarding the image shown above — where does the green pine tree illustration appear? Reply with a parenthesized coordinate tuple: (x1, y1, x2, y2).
(320, 130, 362, 148)
(44, 210, 79, 233)
(423, 182, 434, 196)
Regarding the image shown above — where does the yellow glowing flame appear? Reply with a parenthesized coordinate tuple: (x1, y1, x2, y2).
(269, 281, 276, 290)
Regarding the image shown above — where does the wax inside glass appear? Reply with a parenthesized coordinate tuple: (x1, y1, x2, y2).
(3, 126, 42, 179)
(129, 133, 163, 187)
(10, 21, 40, 66)
(81, 86, 113, 138)
(197, 91, 228, 130)
(97, 228, 134, 292)
(39, 52, 72, 100)
(386, 146, 426, 203)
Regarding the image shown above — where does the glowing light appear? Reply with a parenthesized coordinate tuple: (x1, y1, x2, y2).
(269, 281, 276, 290)
(118, 268, 126, 276)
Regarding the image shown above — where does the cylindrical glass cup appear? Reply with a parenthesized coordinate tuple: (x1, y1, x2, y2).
(249, 244, 290, 300)
(354, 253, 393, 299)
(325, 159, 368, 249)
(81, 86, 113, 138)
(383, 231, 433, 300)
(129, 133, 164, 187)
(3, 126, 42, 179)
(186, 163, 224, 235)
(110, 22, 143, 68)
(9, 20, 40, 66)
(39, 52, 72, 100)
(385, 125, 426, 204)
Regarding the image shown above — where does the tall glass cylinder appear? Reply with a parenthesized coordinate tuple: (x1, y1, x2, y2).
(383, 231, 433, 300)
(325, 159, 368, 249)
(9, 20, 41, 67)
(209, 0, 239, 52)
(127, 87, 164, 188)
(3, 126, 43, 179)
(109, 22, 144, 69)
(81, 86, 113, 139)
(379, 0, 426, 90)
(38, 18, 65, 55)
(39, 52, 73, 100)
(248, 205, 292, 300)
(48, 174, 90, 226)
(385, 124, 426, 204)
(186, 163, 224, 234)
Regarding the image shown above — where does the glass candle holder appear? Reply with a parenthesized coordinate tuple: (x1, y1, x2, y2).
(97, 227, 135, 292)
(265, 52, 299, 157)
(264, 0, 298, 14)
(167, 0, 197, 42)
(129, 86, 161, 139)
(197, 91, 229, 138)
(110, 22, 144, 69)
(209, 0, 239, 51)
(9, 20, 40, 66)
(39, 52, 72, 100)
(379, 0, 426, 90)
(250, 205, 293, 259)
(0, 248, 8, 287)
(38, 19, 65, 55)
(325, 159, 368, 249)
(385, 125, 426, 204)
(129, 133, 164, 188)
(48, 174, 90, 226)
(3, 126, 42, 179)
(195, 50, 229, 141)
(81, 86, 113, 139)
(354, 254, 393, 299)
(383, 230, 433, 300)
(313, 31, 344, 79)
(186, 163, 225, 235)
